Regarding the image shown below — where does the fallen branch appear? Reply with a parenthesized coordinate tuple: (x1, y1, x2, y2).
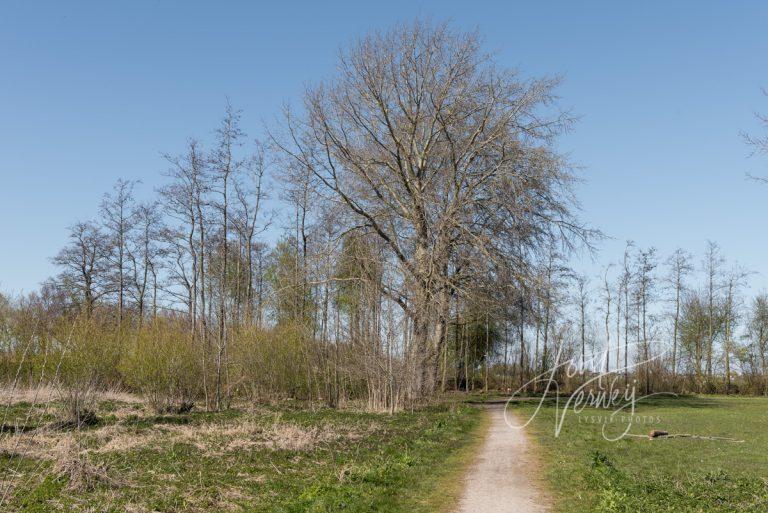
(622, 430, 744, 443)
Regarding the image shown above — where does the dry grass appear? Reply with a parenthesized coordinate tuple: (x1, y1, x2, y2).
(1, 390, 376, 511)
(266, 422, 342, 451)
(1, 409, 359, 468)
(159, 418, 352, 453)
(0, 385, 60, 405)
(91, 424, 161, 454)
(0, 427, 75, 461)
(0, 385, 140, 406)
(52, 438, 120, 491)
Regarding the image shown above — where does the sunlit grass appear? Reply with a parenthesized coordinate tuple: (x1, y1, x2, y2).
(513, 395, 768, 512)
(1, 399, 481, 512)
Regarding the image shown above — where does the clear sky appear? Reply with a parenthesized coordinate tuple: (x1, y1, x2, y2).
(1, 1, 767, 295)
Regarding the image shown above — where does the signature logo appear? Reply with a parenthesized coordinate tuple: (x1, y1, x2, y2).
(504, 340, 675, 441)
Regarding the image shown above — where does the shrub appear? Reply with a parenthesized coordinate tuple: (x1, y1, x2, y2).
(229, 322, 316, 401)
(55, 314, 122, 426)
(120, 319, 202, 413)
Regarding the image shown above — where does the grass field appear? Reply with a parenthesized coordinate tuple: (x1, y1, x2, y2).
(511, 395, 768, 512)
(0, 394, 481, 512)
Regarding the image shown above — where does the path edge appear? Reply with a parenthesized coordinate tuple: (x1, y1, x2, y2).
(434, 405, 492, 513)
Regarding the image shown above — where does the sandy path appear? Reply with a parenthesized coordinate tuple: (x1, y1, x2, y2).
(455, 405, 549, 513)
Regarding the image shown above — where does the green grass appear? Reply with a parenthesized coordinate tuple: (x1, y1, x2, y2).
(1, 400, 481, 512)
(511, 395, 768, 512)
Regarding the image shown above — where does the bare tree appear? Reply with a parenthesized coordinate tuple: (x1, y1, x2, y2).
(574, 274, 589, 371)
(160, 141, 210, 324)
(210, 102, 245, 410)
(52, 221, 110, 316)
(634, 247, 656, 394)
(665, 248, 693, 381)
(100, 179, 137, 325)
(127, 201, 165, 322)
(680, 288, 710, 388)
(748, 294, 768, 393)
(703, 241, 724, 382)
(614, 273, 622, 374)
(159, 138, 212, 405)
(276, 21, 592, 400)
(601, 265, 613, 373)
(620, 241, 634, 383)
(232, 142, 269, 322)
(722, 266, 749, 394)
(744, 89, 768, 181)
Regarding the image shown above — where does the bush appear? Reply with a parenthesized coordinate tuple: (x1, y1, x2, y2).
(55, 314, 123, 426)
(120, 319, 202, 413)
(58, 384, 99, 428)
(229, 322, 316, 401)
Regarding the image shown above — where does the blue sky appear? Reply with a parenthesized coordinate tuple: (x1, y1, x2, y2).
(1, 1, 767, 295)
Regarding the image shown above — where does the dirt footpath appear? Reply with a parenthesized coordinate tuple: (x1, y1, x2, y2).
(455, 404, 549, 513)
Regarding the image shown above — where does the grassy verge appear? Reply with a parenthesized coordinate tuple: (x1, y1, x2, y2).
(404, 404, 489, 512)
(511, 395, 768, 512)
(1, 398, 481, 512)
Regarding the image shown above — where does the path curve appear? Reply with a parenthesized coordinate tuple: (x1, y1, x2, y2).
(456, 404, 549, 513)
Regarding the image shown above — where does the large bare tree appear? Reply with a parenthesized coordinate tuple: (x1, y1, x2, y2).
(276, 21, 592, 399)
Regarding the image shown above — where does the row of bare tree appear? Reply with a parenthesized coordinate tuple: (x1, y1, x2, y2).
(567, 241, 768, 396)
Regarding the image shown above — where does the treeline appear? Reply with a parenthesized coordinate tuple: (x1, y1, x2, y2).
(1, 21, 765, 413)
(567, 242, 768, 397)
